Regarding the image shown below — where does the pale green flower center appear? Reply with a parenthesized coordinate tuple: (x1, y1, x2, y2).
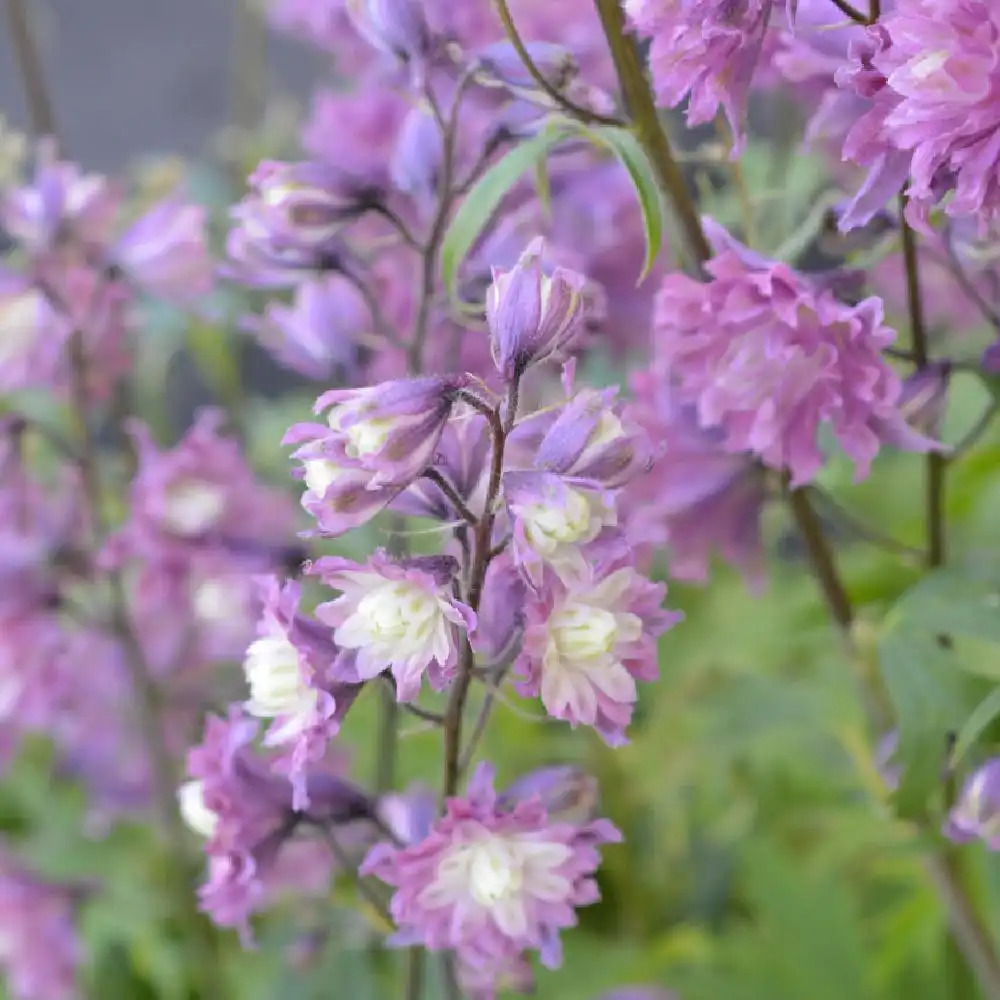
(550, 604, 619, 660)
(243, 634, 316, 720)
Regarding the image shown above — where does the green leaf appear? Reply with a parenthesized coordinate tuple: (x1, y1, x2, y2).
(878, 627, 985, 817)
(953, 685, 1000, 764)
(886, 567, 1000, 645)
(576, 124, 665, 282)
(441, 122, 570, 299)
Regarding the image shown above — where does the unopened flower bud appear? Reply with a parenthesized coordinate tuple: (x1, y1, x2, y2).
(897, 363, 949, 439)
(946, 758, 1000, 848)
(391, 104, 442, 210)
(487, 237, 588, 380)
(345, 0, 431, 62)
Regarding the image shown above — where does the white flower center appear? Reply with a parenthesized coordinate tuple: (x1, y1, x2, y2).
(178, 780, 218, 838)
(520, 487, 593, 553)
(361, 581, 437, 639)
(344, 417, 393, 459)
(468, 838, 524, 905)
(161, 479, 227, 536)
(243, 634, 317, 720)
(303, 457, 343, 495)
(192, 577, 234, 623)
(0, 288, 43, 364)
(550, 603, 619, 661)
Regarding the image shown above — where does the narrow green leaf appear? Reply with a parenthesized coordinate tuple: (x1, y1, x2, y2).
(953, 685, 1000, 764)
(579, 124, 665, 282)
(441, 122, 569, 299)
(878, 628, 984, 817)
(887, 567, 1000, 645)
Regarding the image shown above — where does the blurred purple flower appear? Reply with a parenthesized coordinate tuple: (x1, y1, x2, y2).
(946, 758, 1000, 849)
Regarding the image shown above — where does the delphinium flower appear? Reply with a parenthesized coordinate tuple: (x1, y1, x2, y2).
(945, 758, 1000, 849)
(0, 852, 80, 1000)
(652, 221, 942, 487)
(182, 709, 374, 938)
(515, 539, 679, 745)
(284, 375, 469, 535)
(312, 552, 475, 701)
(624, 0, 774, 151)
(596, 990, 678, 1000)
(624, 371, 769, 588)
(240, 577, 358, 808)
(837, 1, 1000, 232)
(362, 762, 620, 992)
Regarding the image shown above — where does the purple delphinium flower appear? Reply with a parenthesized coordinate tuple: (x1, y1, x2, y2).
(1, 140, 120, 256)
(945, 758, 1000, 848)
(0, 271, 71, 393)
(241, 577, 357, 809)
(625, 372, 769, 589)
(184, 708, 375, 939)
(284, 375, 472, 536)
(361, 762, 620, 982)
(503, 470, 617, 589)
(245, 274, 366, 382)
(652, 226, 942, 487)
(837, 1, 1000, 233)
(0, 853, 80, 1000)
(515, 544, 678, 746)
(312, 551, 475, 701)
(624, 0, 773, 153)
(472, 554, 526, 665)
(225, 160, 372, 287)
(112, 197, 213, 302)
(487, 238, 588, 381)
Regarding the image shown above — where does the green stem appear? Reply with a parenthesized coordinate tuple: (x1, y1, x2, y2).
(899, 194, 946, 568)
(4, 0, 58, 139)
(592, 0, 711, 270)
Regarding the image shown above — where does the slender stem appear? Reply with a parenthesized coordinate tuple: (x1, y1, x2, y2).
(900, 194, 946, 568)
(405, 949, 426, 1000)
(5, 0, 58, 139)
(493, 0, 623, 127)
(592, 0, 711, 270)
(926, 853, 1000, 1000)
(868, 0, 881, 21)
(824, 0, 872, 24)
(422, 468, 479, 526)
(787, 485, 854, 633)
(441, 954, 462, 1000)
(316, 825, 392, 924)
(458, 663, 514, 776)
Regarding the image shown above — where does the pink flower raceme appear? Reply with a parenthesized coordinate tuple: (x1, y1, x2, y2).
(624, 372, 768, 588)
(515, 542, 679, 746)
(652, 227, 941, 486)
(0, 854, 80, 1000)
(285, 375, 469, 535)
(624, 0, 773, 151)
(838, 1, 1000, 232)
(182, 709, 373, 939)
(361, 762, 620, 985)
(241, 577, 360, 809)
(945, 758, 1000, 849)
(487, 238, 588, 381)
(312, 552, 475, 701)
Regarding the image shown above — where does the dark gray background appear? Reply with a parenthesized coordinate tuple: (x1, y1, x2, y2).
(0, 0, 320, 169)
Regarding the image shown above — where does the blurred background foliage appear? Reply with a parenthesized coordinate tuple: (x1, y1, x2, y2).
(5, 2, 1000, 998)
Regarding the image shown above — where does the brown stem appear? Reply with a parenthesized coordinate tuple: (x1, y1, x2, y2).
(825, 0, 874, 24)
(4, 0, 58, 139)
(422, 468, 479, 526)
(493, 0, 623, 127)
(787, 485, 854, 633)
(592, 0, 711, 270)
(899, 193, 945, 568)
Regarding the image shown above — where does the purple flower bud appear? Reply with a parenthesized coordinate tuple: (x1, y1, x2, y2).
(345, 0, 431, 62)
(897, 363, 950, 439)
(499, 765, 600, 825)
(226, 161, 372, 288)
(946, 758, 1000, 848)
(983, 339, 1000, 377)
(112, 198, 213, 303)
(487, 238, 588, 380)
(391, 104, 443, 211)
(245, 275, 366, 382)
